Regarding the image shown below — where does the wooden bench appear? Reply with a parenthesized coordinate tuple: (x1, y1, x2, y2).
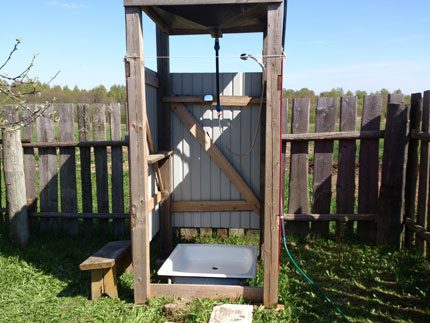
(79, 240, 132, 300)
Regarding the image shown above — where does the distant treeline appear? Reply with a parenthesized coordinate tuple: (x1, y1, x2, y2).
(0, 82, 410, 109)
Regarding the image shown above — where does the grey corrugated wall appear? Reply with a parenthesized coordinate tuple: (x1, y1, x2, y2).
(170, 72, 262, 229)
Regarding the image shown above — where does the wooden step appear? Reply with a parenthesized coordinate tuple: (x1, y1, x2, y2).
(148, 150, 173, 164)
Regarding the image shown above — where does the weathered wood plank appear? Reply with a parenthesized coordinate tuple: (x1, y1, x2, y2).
(171, 104, 260, 214)
(125, 6, 150, 304)
(79, 240, 131, 270)
(2, 105, 29, 246)
(282, 130, 384, 141)
(22, 106, 38, 231)
(109, 103, 125, 236)
(404, 93, 422, 249)
(59, 103, 78, 236)
(171, 201, 253, 212)
(263, 2, 282, 308)
(377, 95, 408, 246)
(77, 104, 93, 235)
(357, 95, 382, 243)
(36, 105, 58, 232)
(164, 96, 262, 106)
(150, 283, 263, 303)
(92, 104, 109, 232)
(288, 98, 310, 238)
(125, 0, 283, 6)
(405, 218, 430, 243)
(417, 91, 430, 253)
(312, 97, 337, 236)
(285, 213, 376, 221)
(156, 27, 172, 258)
(336, 97, 357, 237)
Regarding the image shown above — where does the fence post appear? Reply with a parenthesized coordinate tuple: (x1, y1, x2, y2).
(377, 94, 409, 246)
(2, 105, 29, 246)
(404, 93, 422, 249)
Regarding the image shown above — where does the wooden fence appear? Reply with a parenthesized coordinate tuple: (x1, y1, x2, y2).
(283, 93, 410, 246)
(2, 90, 430, 250)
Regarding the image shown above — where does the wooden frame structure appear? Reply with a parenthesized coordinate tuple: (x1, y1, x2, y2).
(124, 0, 283, 308)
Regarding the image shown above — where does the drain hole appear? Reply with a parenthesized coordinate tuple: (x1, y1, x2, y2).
(212, 266, 218, 270)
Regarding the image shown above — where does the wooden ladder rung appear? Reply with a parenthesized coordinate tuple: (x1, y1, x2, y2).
(147, 151, 173, 164)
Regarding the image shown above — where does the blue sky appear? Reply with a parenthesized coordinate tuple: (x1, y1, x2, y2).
(0, 0, 429, 94)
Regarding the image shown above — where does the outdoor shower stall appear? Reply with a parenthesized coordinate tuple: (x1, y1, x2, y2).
(123, 0, 284, 307)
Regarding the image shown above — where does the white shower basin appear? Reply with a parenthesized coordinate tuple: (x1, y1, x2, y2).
(157, 244, 258, 285)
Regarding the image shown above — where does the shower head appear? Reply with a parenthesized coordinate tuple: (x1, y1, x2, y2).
(239, 53, 265, 71)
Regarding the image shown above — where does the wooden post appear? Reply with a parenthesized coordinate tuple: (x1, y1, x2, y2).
(357, 95, 382, 243)
(336, 96, 357, 237)
(404, 93, 422, 249)
(417, 91, 430, 254)
(22, 106, 38, 232)
(263, 2, 282, 308)
(77, 104, 93, 235)
(125, 6, 150, 304)
(312, 97, 337, 237)
(109, 103, 125, 236)
(288, 98, 310, 238)
(2, 105, 29, 246)
(93, 104, 109, 233)
(36, 104, 58, 233)
(156, 26, 173, 257)
(59, 103, 78, 236)
(377, 94, 408, 246)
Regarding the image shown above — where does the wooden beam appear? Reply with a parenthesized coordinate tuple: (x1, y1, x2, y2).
(147, 151, 173, 164)
(20, 140, 128, 148)
(263, 2, 282, 308)
(150, 283, 263, 303)
(171, 200, 254, 212)
(284, 213, 376, 222)
(164, 96, 263, 107)
(146, 120, 165, 192)
(171, 103, 260, 214)
(28, 212, 129, 219)
(125, 0, 283, 6)
(282, 130, 384, 142)
(156, 26, 173, 259)
(125, 6, 150, 304)
(405, 218, 430, 243)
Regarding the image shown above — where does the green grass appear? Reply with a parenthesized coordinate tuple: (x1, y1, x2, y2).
(1, 224, 429, 322)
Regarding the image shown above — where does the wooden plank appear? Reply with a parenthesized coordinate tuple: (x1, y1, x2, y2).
(171, 201, 254, 212)
(405, 218, 430, 243)
(124, 0, 282, 6)
(125, 6, 150, 304)
(282, 130, 384, 141)
(21, 140, 127, 148)
(164, 96, 262, 106)
(156, 27, 172, 258)
(288, 98, 310, 238)
(92, 103, 109, 232)
(36, 104, 58, 232)
(29, 212, 129, 219)
(79, 240, 131, 270)
(285, 213, 376, 221)
(336, 97, 357, 237)
(109, 103, 125, 236)
(377, 95, 408, 246)
(263, 2, 282, 308)
(357, 95, 382, 243)
(150, 283, 263, 303)
(417, 91, 430, 253)
(22, 106, 38, 231)
(146, 120, 164, 192)
(145, 68, 159, 88)
(404, 93, 422, 249)
(311, 97, 337, 236)
(171, 104, 260, 214)
(58, 103, 78, 236)
(77, 104, 93, 234)
(147, 151, 173, 164)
